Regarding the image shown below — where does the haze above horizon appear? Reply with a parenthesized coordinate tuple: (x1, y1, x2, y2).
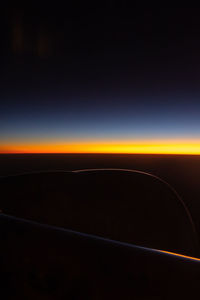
(1, 5, 200, 155)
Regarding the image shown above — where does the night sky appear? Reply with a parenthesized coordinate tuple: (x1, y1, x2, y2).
(1, 4, 200, 153)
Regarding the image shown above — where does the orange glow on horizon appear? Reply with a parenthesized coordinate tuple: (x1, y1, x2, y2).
(2, 139, 200, 154)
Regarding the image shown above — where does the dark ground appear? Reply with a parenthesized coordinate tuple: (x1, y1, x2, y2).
(1, 153, 200, 236)
(1, 154, 200, 299)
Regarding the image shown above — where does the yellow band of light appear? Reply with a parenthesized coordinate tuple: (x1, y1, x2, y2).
(2, 140, 200, 154)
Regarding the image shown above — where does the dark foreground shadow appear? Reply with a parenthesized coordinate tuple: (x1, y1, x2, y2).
(0, 214, 200, 300)
(0, 169, 198, 256)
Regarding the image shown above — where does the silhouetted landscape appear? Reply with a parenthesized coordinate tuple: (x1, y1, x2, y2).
(1, 153, 200, 235)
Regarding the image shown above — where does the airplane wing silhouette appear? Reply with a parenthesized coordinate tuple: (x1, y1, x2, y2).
(1, 213, 200, 300)
(0, 169, 199, 299)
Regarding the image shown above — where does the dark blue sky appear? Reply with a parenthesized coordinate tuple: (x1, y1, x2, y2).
(1, 4, 200, 152)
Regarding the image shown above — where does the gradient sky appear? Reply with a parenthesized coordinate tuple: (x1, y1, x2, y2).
(1, 4, 200, 154)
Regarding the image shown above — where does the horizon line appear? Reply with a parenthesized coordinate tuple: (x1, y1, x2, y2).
(1, 152, 200, 156)
(2, 140, 200, 155)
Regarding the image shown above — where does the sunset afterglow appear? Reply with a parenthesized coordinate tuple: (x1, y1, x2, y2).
(2, 139, 200, 154)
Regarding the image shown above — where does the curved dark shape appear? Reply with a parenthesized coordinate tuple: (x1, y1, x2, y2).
(0, 169, 198, 256)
